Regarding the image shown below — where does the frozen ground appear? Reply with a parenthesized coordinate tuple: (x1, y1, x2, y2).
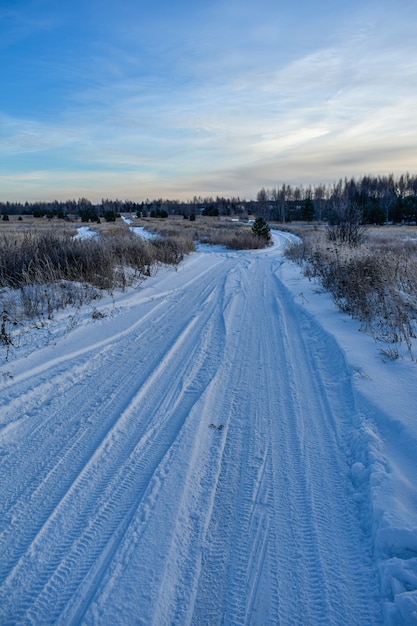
(0, 231, 416, 625)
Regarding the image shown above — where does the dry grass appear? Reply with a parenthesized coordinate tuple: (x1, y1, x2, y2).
(142, 215, 270, 250)
(285, 225, 417, 354)
(0, 215, 268, 349)
(0, 215, 79, 237)
(0, 219, 192, 347)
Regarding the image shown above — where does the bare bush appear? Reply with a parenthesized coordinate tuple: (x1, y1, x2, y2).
(1, 308, 13, 347)
(327, 203, 367, 246)
(284, 240, 309, 264)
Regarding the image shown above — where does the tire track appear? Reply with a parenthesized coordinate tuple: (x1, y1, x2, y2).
(0, 265, 228, 624)
(0, 243, 384, 624)
(190, 254, 382, 625)
(0, 266, 221, 535)
(266, 272, 382, 625)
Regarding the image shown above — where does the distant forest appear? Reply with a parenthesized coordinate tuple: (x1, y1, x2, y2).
(1, 173, 417, 225)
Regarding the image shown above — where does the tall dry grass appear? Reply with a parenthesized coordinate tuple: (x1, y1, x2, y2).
(143, 216, 270, 250)
(0, 228, 187, 291)
(285, 226, 417, 355)
(0, 215, 269, 351)
(0, 222, 193, 349)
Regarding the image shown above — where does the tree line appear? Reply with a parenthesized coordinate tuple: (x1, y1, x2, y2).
(0, 196, 248, 222)
(256, 173, 417, 224)
(1, 173, 417, 225)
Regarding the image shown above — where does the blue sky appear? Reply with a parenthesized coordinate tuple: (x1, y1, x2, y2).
(1, 0, 417, 201)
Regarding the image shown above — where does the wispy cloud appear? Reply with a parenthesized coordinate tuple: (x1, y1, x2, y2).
(1, 0, 417, 200)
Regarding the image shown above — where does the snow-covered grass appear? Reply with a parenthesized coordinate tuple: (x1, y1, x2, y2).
(0, 230, 416, 624)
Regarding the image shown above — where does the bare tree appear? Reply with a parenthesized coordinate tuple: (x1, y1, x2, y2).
(327, 202, 367, 246)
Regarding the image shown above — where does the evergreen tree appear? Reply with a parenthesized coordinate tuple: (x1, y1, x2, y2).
(252, 217, 271, 241)
(302, 198, 314, 223)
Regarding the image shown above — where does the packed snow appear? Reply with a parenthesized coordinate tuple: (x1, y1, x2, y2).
(74, 226, 99, 240)
(121, 215, 160, 240)
(129, 226, 160, 240)
(0, 230, 416, 625)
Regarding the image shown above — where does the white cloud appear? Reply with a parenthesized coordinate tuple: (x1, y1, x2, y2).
(2, 0, 417, 201)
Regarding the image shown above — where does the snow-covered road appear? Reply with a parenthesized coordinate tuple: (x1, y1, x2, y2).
(0, 232, 415, 624)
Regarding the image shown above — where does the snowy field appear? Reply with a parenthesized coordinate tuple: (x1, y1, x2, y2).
(0, 230, 416, 624)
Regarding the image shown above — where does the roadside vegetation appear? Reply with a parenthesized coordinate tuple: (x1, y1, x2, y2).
(284, 224, 417, 357)
(0, 215, 269, 351)
(143, 215, 270, 250)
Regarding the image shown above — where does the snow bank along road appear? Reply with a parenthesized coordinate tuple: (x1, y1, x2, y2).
(0, 232, 397, 624)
